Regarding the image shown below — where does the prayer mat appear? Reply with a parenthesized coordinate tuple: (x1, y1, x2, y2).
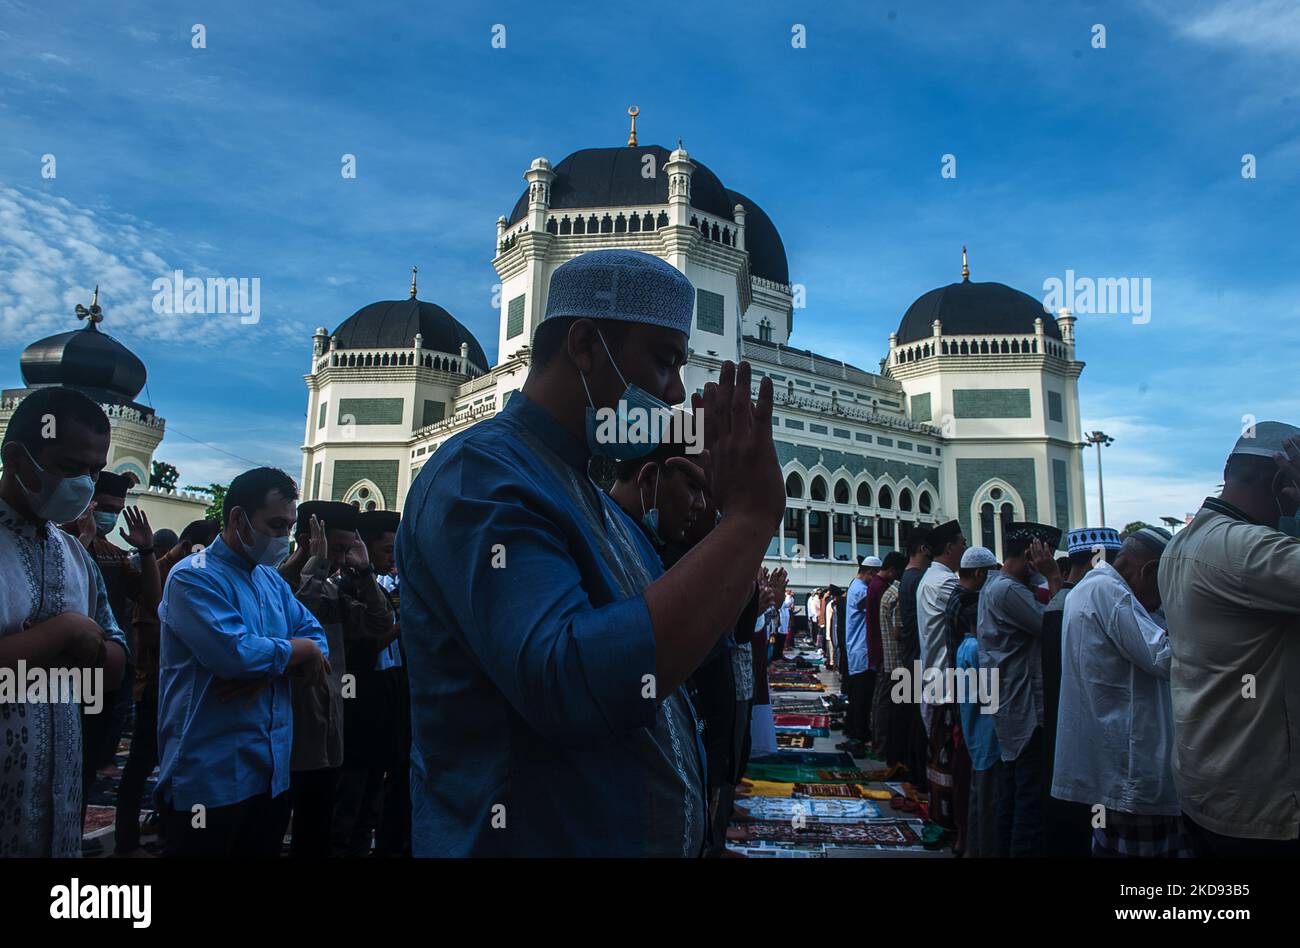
(770, 681, 825, 692)
(772, 713, 830, 728)
(790, 782, 864, 799)
(750, 751, 855, 768)
(733, 796, 882, 822)
(771, 698, 829, 713)
(775, 727, 830, 738)
(745, 764, 871, 783)
(732, 820, 922, 846)
(776, 733, 815, 748)
(739, 780, 797, 797)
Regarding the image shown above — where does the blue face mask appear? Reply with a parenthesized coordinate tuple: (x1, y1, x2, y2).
(93, 510, 119, 536)
(581, 329, 673, 461)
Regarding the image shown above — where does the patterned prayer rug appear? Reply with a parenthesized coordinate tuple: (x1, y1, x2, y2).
(733, 796, 882, 822)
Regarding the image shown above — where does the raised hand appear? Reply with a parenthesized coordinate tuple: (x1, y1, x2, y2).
(307, 515, 329, 560)
(118, 505, 153, 550)
(1029, 539, 1060, 578)
(699, 361, 784, 530)
(769, 566, 789, 603)
(345, 530, 370, 572)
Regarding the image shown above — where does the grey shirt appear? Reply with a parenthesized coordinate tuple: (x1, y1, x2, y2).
(977, 569, 1047, 762)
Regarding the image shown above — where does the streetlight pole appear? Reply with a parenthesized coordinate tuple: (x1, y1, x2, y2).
(1085, 431, 1115, 526)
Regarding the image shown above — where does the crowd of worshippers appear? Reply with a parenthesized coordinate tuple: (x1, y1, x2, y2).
(824, 418, 1300, 858)
(2, 247, 1298, 859)
(0, 387, 409, 857)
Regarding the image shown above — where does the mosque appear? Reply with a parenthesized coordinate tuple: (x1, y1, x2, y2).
(299, 111, 1088, 588)
(0, 289, 211, 534)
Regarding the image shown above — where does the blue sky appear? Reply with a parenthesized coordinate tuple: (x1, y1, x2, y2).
(2, 0, 1297, 529)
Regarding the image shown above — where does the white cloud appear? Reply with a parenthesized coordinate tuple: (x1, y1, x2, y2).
(1147, 0, 1300, 55)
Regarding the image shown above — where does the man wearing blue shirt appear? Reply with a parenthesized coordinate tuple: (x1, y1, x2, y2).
(839, 561, 872, 756)
(156, 466, 330, 857)
(397, 249, 785, 856)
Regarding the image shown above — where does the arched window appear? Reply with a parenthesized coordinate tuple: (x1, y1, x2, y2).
(785, 473, 804, 498)
(614, 213, 626, 233)
(919, 491, 933, 515)
(560, 216, 572, 235)
(628, 213, 641, 233)
(834, 479, 850, 504)
(856, 483, 872, 507)
(546, 217, 557, 234)
(878, 486, 893, 509)
(899, 488, 914, 512)
(573, 216, 585, 235)
(811, 476, 828, 502)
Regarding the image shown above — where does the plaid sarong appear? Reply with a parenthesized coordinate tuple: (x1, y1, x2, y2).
(1092, 811, 1194, 858)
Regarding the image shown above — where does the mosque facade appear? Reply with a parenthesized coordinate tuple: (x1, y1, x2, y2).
(300, 117, 1088, 589)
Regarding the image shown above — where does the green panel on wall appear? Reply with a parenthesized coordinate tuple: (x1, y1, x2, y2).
(1048, 391, 1064, 423)
(317, 402, 327, 430)
(953, 388, 1032, 419)
(338, 398, 404, 426)
(312, 461, 321, 500)
(421, 399, 446, 428)
(506, 294, 525, 339)
(957, 457, 1038, 525)
(1052, 457, 1070, 529)
(911, 392, 932, 423)
(697, 289, 724, 334)
(332, 459, 399, 508)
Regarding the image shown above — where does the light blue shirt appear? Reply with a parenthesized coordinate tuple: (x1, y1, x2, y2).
(156, 536, 327, 810)
(375, 574, 402, 670)
(845, 577, 869, 675)
(956, 634, 1001, 771)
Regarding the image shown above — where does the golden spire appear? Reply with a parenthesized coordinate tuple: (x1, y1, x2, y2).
(409, 266, 418, 299)
(627, 105, 639, 147)
(961, 246, 970, 282)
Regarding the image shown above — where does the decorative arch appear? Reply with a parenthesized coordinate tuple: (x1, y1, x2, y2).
(342, 478, 386, 512)
(969, 478, 1026, 562)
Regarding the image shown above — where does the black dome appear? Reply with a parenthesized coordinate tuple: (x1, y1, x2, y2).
(896, 280, 1061, 346)
(332, 298, 488, 371)
(727, 189, 789, 286)
(20, 322, 148, 404)
(508, 146, 790, 283)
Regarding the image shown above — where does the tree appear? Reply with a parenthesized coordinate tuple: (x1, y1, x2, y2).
(1122, 520, 1153, 538)
(150, 460, 180, 492)
(183, 483, 228, 523)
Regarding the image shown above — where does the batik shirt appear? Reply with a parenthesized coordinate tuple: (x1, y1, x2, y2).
(397, 392, 706, 857)
(0, 497, 127, 857)
(879, 580, 902, 674)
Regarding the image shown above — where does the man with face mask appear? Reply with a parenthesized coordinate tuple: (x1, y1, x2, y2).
(398, 249, 785, 857)
(271, 500, 378, 857)
(155, 467, 330, 857)
(1052, 527, 1185, 857)
(0, 387, 129, 857)
(76, 470, 160, 836)
(1159, 422, 1300, 856)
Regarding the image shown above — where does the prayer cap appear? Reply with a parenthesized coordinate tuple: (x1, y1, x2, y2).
(358, 510, 400, 537)
(94, 470, 133, 499)
(927, 519, 963, 549)
(861, 555, 883, 568)
(1005, 521, 1063, 550)
(1065, 526, 1122, 554)
(296, 500, 359, 535)
(1229, 421, 1300, 459)
(960, 546, 999, 569)
(543, 249, 695, 336)
(1128, 525, 1172, 558)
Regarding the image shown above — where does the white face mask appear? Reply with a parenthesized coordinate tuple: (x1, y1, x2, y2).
(233, 509, 290, 567)
(16, 445, 95, 524)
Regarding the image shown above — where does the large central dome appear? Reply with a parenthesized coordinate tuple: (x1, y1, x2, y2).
(332, 297, 488, 371)
(896, 279, 1061, 346)
(508, 145, 789, 284)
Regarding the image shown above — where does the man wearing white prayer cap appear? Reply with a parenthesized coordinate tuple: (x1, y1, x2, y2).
(397, 249, 787, 856)
(1159, 421, 1300, 855)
